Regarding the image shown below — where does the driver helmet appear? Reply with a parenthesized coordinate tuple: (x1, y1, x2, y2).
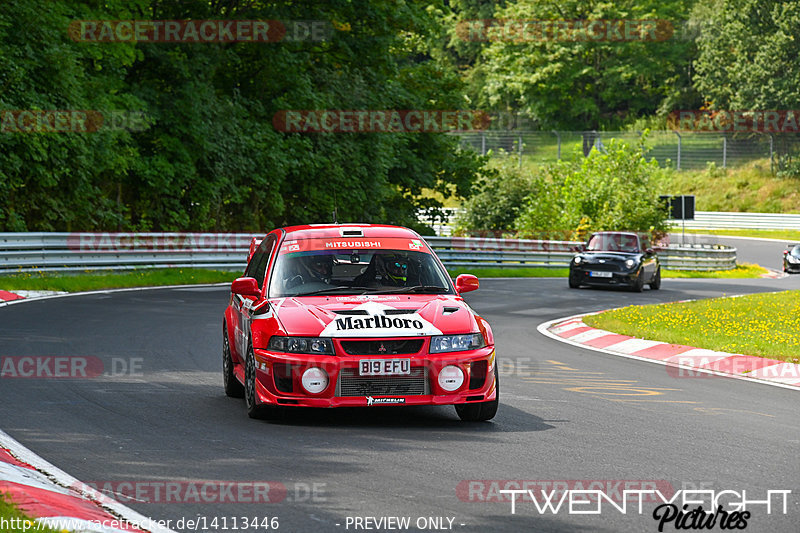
(303, 254, 333, 282)
(382, 255, 408, 284)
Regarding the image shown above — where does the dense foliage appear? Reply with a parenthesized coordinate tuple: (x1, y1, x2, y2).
(2, 0, 796, 234)
(457, 139, 670, 238)
(514, 138, 670, 238)
(0, 0, 487, 232)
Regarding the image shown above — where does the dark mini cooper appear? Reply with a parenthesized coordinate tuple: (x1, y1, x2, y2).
(568, 231, 660, 292)
(783, 244, 800, 273)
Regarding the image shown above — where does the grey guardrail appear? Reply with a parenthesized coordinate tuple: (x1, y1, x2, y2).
(0, 232, 736, 274)
(425, 237, 737, 271)
(669, 211, 800, 230)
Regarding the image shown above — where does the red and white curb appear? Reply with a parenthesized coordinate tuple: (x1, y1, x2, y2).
(1, 429, 176, 533)
(538, 314, 800, 390)
(0, 290, 67, 303)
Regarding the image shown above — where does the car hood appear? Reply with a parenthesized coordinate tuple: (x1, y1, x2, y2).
(579, 251, 642, 262)
(270, 295, 479, 338)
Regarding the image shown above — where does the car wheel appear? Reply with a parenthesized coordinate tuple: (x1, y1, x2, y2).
(223, 323, 244, 398)
(244, 345, 282, 420)
(455, 370, 499, 422)
(649, 267, 661, 290)
(568, 270, 581, 289)
(630, 269, 644, 292)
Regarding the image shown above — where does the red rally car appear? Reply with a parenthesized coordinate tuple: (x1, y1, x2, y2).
(222, 224, 498, 421)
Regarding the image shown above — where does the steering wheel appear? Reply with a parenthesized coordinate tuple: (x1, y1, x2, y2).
(285, 274, 304, 289)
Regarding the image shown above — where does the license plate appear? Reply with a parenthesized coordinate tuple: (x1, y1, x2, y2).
(359, 359, 411, 376)
(589, 271, 613, 278)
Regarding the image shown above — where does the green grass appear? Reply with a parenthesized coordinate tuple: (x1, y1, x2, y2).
(584, 290, 800, 363)
(0, 268, 237, 292)
(448, 263, 766, 279)
(0, 496, 64, 533)
(663, 158, 800, 213)
(677, 228, 800, 242)
(661, 263, 768, 278)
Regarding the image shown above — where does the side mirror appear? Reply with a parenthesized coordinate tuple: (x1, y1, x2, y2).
(231, 277, 260, 298)
(455, 274, 479, 294)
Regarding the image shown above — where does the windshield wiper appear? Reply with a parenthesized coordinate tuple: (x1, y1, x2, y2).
(291, 286, 377, 296)
(375, 285, 450, 294)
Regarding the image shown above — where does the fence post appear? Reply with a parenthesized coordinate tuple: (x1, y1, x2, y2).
(552, 130, 561, 160)
(722, 135, 727, 168)
(769, 133, 774, 174)
(481, 132, 486, 156)
(518, 134, 523, 168)
(673, 130, 681, 170)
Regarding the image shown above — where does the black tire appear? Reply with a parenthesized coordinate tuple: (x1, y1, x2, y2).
(630, 269, 644, 292)
(223, 323, 245, 398)
(649, 267, 661, 290)
(244, 345, 282, 420)
(455, 370, 499, 422)
(568, 269, 581, 289)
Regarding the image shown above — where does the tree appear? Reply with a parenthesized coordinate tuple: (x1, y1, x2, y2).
(0, 0, 488, 232)
(465, 0, 700, 129)
(693, 0, 800, 111)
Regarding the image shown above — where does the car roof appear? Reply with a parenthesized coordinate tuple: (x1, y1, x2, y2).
(280, 224, 421, 240)
(591, 231, 639, 237)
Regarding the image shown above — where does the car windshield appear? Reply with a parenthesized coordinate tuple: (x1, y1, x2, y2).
(791, 245, 800, 258)
(268, 243, 453, 297)
(586, 233, 640, 253)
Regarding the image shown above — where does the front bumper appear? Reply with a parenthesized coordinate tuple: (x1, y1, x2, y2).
(572, 267, 639, 287)
(248, 341, 496, 408)
(784, 260, 800, 273)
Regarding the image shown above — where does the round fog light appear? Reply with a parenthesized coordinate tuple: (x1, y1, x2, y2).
(301, 367, 328, 394)
(438, 365, 464, 392)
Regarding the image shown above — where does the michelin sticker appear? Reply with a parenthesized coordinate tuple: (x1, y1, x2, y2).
(320, 301, 442, 338)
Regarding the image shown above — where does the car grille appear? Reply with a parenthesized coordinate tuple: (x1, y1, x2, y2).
(583, 263, 621, 272)
(340, 339, 424, 356)
(336, 367, 429, 397)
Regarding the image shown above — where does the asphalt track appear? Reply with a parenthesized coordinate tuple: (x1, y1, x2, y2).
(1, 276, 799, 532)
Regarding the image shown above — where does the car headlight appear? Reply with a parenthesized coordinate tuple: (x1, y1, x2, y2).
(430, 334, 485, 353)
(788, 256, 799, 264)
(268, 336, 334, 355)
(573, 256, 582, 265)
(625, 259, 637, 269)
